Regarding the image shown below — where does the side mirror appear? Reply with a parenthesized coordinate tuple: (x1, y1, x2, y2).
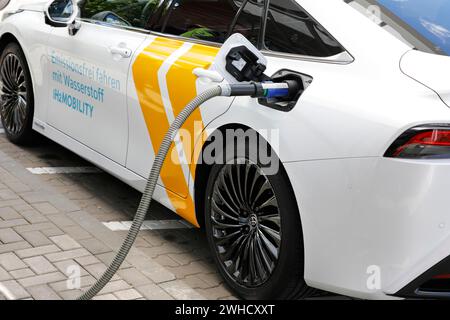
(45, 0, 81, 34)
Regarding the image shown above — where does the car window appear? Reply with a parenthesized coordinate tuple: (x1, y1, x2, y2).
(80, 0, 159, 29)
(264, 0, 345, 57)
(159, 0, 255, 44)
(229, 0, 264, 46)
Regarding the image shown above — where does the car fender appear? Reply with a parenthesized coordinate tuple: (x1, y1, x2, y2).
(0, 10, 53, 121)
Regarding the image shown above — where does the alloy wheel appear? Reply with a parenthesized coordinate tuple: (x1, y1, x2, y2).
(210, 159, 282, 288)
(0, 53, 28, 135)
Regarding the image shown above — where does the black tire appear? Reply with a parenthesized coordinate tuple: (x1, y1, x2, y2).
(0, 42, 35, 145)
(204, 131, 314, 300)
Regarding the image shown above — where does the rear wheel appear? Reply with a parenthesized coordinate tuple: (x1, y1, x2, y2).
(0, 42, 35, 144)
(204, 133, 313, 299)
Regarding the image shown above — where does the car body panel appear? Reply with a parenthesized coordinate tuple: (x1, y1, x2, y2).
(129, 36, 234, 224)
(0, 9, 53, 122)
(285, 156, 450, 298)
(0, 0, 10, 21)
(401, 50, 450, 108)
(46, 22, 147, 165)
(0, 0, 42, 22)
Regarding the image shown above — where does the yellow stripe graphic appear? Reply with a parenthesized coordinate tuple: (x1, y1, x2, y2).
(167, 44, 219, 182)
(133, 38, 219, 226)
(133, 37, 195, 225)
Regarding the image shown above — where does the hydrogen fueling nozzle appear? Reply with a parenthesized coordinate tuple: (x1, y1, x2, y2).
(220, 81, 301, 99)
(192, 67, 300, 99)
(192, 70, 301, 100)
(195, 34, 302, 103)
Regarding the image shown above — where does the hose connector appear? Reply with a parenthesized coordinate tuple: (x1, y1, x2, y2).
(224, 81, 298, 99)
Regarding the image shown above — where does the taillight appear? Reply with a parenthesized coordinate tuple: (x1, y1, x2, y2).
(432, 274, 450, 280)
(385, 125, 450, 159)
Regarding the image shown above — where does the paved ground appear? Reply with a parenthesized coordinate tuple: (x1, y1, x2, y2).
(0, 123, 344, 300)
(0, 124, 240, 300)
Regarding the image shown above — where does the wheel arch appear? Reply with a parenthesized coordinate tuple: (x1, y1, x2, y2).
(0, 31, 37, 144)
(0, 32, 20, 55)
(0, 32, 33, 88)
(193, 123, 302, 231)
(193, 121, 313, 298)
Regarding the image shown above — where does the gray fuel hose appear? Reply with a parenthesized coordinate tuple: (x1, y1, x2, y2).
(77, 85, 223, 300)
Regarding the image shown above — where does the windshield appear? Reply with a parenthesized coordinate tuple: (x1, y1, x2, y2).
(346, 0, 450, 56)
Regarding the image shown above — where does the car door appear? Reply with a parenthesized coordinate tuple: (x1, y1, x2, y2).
(45, 0, 148, 165)
(125, 0, 264, 199)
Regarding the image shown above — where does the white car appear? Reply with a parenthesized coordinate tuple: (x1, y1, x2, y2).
(1, 0, 450, 300)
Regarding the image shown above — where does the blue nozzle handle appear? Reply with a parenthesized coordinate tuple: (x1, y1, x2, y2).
(226, 81, 294, 98)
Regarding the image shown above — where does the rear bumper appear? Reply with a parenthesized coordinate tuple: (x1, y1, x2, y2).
(395, 255, 450, 299)
(283, 157, 450, 299)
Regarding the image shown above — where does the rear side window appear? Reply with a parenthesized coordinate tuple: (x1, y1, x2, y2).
(229, 0, 264, 46)
(159, 0, 254, 44)
(264, 0, 345, 57)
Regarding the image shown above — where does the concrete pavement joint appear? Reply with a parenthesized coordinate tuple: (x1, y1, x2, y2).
(26, 167, 102, 175)
(103, 220, 194, 231)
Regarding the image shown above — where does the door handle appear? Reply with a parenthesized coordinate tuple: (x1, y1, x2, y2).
(110, 46, 132, 58)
